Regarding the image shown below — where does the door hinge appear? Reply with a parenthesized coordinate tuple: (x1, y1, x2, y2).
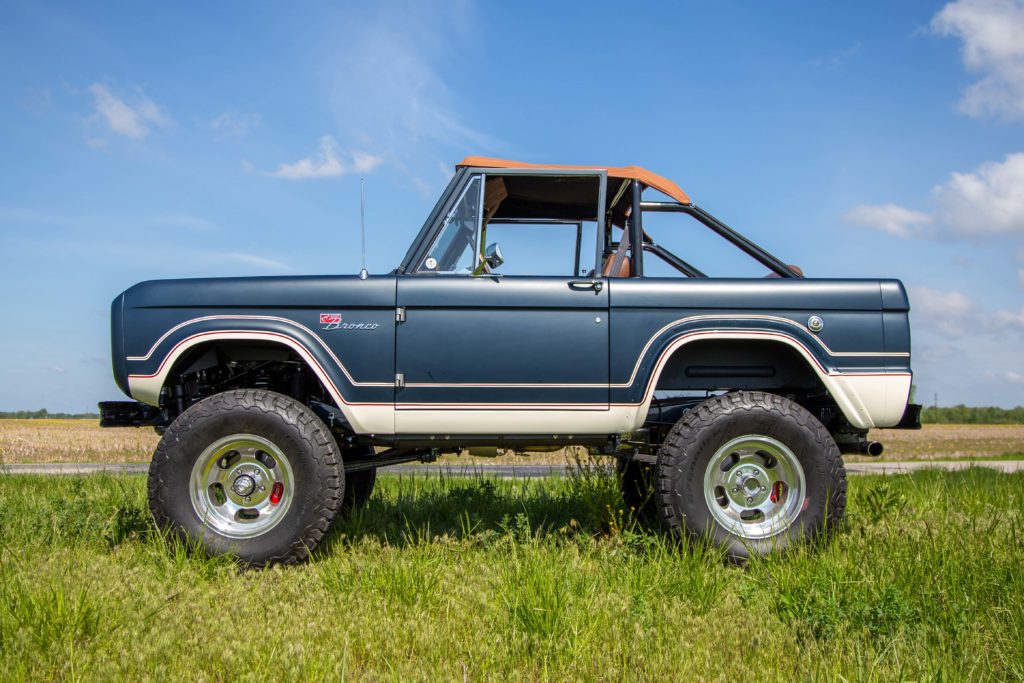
(395, 307, 406, 323)
(395, 373, 405, 388)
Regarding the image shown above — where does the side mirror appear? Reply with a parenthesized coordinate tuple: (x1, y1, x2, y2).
(483, 242, 504, 270)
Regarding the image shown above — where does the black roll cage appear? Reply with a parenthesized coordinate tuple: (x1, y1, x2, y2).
(397, 169, 801, 279)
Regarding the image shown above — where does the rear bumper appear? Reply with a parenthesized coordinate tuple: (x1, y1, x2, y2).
(891, 403, 922, 430)
(98, 401, 165, 428)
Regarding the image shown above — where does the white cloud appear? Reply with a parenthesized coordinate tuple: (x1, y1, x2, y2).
(351, 151, 383, 173)
(842, 203, 932, 237)
(89, 83, 169, 139)
(918, 343, 958, 363)
(989, 305, 1024, 329)
(932, 0, 1024, 120)
(934, 152, 1024, 235)
(846, 153, 1024, 245)
(919, 292, 1024, 334)
(809, 42, 862, 70)
(322, 2, 502, 193)
(210, 111, 260, 136)
(223, 252, 289, 271)
(269, 136, 382, 180)
(1005, 370, 1024, 384)
(908, 286, 974, 336)
(149, 214, 219, 232)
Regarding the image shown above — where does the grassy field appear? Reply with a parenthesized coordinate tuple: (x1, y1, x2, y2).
(1, 419, 1023, 465)
(0, 467, 1021, 680)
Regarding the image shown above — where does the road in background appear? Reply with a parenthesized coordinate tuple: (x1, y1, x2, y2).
(4, 461, 1023, 477)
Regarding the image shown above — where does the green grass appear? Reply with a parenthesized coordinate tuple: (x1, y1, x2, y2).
(0, 465, 1022, 681)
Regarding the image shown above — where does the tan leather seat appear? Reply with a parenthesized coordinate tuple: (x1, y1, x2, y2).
(603, 224, 632, 277)
(602, 254, 631, 277)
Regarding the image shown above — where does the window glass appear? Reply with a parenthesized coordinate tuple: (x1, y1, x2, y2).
(418, 175, 482, 274)
(483, 221, 597, 276)
(476, 173, 601, 277)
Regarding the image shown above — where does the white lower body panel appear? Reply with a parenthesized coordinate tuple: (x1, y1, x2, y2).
(394, 406, 643, 436)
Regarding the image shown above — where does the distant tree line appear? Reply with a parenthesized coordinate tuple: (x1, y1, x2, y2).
(0, 409, 100, 420)
(1, 405, 1022, 424)
(921, 405, 1024, 425)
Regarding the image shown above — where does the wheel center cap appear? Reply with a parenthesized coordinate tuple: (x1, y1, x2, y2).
(232, 474, 256, 497)
(728, 465, 771, 506)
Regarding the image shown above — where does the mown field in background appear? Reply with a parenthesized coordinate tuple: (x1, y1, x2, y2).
(0, 468, 1021, 680)
(1, 419, 1023, 465)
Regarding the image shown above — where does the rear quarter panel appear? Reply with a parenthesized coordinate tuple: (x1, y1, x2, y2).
(609, 278, 912, 428)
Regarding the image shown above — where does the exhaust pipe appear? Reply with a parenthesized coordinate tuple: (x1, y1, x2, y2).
(862, 441, 884, 457)
(839, 440, 884, 457)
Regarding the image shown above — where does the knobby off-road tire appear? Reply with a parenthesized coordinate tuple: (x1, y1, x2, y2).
(655, 391, 846, 560)
(148, 389, 343, 567)
(617, 458, 657, 521)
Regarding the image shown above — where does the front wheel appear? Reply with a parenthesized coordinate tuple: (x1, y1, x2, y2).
(655, 391, 846, 559)
(148, 390, 343, 567)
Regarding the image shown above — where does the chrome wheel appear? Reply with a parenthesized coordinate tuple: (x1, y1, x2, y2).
(703, 435, 806, 540)
(189, 434, 295, 539)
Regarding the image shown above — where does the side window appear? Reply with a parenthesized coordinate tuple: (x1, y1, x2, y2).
(484, 221, 597, 277)
(418, 175, 483, 274)
(477, 174, 600, 277)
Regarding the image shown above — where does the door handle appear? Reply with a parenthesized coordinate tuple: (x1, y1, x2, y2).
(568, 279, 604, 292)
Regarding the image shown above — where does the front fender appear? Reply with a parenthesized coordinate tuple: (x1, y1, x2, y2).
(124, 314, 394, 434)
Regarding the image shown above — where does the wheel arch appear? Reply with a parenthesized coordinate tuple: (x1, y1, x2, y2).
(652, 338, 824, 394)
(127, 333, 363, 428)
(639, 332, 891, 429)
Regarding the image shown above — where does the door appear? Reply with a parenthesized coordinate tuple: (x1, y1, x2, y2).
(395, 170, 610, 434)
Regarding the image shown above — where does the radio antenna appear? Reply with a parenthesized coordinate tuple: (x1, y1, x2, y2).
(358, 177, 368, 280)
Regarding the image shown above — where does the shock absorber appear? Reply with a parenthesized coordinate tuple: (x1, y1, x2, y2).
(289, 366, 307, 402)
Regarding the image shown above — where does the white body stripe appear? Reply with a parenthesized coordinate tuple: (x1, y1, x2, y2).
(128, 314, 907, 391)
(128, 331, 395, 434)
(127, 315, 391, 388)
(127, 315, 910, 434)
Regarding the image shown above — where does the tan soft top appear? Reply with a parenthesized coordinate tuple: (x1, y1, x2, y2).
(457, 156, 691, 205)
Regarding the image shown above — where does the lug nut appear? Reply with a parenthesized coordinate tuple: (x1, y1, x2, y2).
(746, 497, 753, 504)
(245, 496, 251, 503)
(259, 486, 265, 492)
(732, 487, 739, 493)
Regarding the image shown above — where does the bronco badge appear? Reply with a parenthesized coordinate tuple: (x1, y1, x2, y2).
(319, 312, 379, 331)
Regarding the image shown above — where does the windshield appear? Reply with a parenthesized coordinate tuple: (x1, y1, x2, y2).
(417, 175, 483, 274)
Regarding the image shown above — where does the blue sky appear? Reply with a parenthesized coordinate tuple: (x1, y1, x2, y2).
(1, 0, 1022, 412)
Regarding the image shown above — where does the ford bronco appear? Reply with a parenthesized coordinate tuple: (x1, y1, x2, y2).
(100, 156, 921, 566)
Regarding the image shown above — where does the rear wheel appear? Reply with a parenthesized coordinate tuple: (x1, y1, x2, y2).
(148, 390, 343, 567)
(655, 391, 846, 559)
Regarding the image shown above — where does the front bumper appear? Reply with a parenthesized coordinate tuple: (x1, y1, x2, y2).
(98, 401, 165, 428)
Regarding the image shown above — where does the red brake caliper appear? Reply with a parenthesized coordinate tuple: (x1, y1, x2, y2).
(270, 482, 284, 505)
(770, 481, 785, 504)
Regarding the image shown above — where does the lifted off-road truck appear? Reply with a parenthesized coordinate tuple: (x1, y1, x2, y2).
(101, 156, 921, 566)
